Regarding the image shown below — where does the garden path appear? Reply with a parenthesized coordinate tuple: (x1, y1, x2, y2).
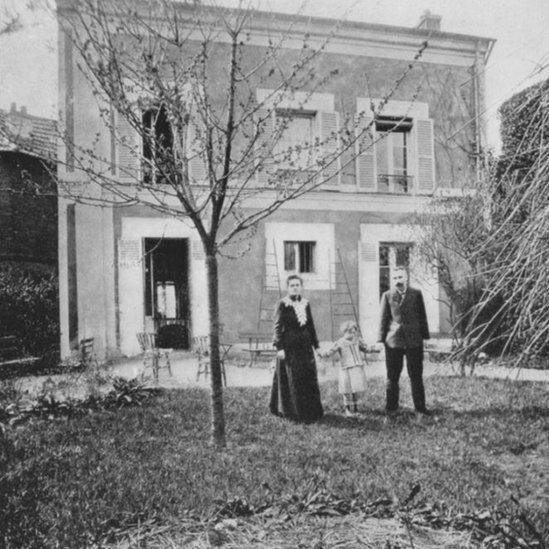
(12, 350, 549, 402)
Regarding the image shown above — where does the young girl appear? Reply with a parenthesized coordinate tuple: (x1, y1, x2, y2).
(322, 320, 368, 417)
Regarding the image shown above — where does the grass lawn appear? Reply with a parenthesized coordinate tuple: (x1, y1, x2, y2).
(1, 374, 548, 548)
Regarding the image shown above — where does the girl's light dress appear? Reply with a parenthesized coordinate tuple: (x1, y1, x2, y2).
(326, 337, 368, 394)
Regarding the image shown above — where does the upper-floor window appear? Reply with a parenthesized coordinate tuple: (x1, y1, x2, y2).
(115, 98, 206, 185)
(142, 105, 173, 184)
(255, 89, 340, 186)
(375, 116, 413, 194)
(355, 99, 434, 195)
(284, 240, 316, 273)
(275, 110, 315, 170)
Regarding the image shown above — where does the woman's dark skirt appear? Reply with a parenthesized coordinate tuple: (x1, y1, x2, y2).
(269, 341, 323, 423)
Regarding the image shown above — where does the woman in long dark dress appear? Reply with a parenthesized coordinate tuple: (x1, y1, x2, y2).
(269, 275, 324, 423)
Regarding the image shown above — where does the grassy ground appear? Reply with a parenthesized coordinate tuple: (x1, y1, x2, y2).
(1, 374, 548, 548)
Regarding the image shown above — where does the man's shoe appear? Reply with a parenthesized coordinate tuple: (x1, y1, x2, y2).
(415, 408, 433, 416)
(384, 409, 397, 424)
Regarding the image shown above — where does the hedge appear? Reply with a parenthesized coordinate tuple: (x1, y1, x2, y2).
(0, 263, 59, 363)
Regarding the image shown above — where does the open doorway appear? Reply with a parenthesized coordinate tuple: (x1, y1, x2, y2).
(379, 242, 412, 298)
(144, 238, 189, 349)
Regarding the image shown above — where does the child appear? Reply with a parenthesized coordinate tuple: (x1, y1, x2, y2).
(322, 320, 368, 417)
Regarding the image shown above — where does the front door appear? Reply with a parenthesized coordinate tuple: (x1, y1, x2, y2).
(359, 223, 440, 342)
(144, 238, 189, 349)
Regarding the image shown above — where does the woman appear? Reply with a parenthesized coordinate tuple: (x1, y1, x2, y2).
(269, 275, 323, 423)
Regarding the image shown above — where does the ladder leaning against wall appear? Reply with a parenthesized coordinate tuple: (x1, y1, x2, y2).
(329, 248, 361, 340)
(256, 239, 282, 334)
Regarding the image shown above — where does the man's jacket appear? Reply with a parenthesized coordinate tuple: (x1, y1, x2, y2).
(377, 287, 430, 348)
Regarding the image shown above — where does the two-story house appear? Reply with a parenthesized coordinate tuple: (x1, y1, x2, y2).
(56, 1, 494, 358)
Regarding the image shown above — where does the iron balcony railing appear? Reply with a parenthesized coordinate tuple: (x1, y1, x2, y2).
(377, 174, 414, 194)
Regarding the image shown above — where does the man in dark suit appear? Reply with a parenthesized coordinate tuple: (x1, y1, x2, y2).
(377, 267, 431, 416)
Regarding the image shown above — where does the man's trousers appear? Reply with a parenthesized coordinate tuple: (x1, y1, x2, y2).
(384, 346, 426, 412)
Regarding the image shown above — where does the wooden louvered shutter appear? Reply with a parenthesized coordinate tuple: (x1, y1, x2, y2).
(255, 109, 275, 186)
(375, 132, 388, 190)
(356, 115, 376, 190)
(118, 238, 144, 355)
(188, 114, 208, 183)
(318, 111, 341, 185)
(415, 118, 435, 195)
(358, 240, 380, 342)
(114, 109, 140, 182)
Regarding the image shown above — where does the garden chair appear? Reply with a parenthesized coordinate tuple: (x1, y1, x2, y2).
(192, 335, 228, 386)
(136, 332, 173, 383)
(79, 337, 99, 368)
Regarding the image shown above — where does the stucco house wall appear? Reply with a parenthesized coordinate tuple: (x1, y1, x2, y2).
(56, 2, 493, 357)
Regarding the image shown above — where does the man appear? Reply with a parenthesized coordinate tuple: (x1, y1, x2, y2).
(377, 267, 431, 416)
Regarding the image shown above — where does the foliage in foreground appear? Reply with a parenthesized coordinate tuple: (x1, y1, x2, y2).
(415, 79, 549, 364)
(0, 376, 548, 547)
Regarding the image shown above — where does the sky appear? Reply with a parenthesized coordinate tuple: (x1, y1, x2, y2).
(1, 0, 549, 152)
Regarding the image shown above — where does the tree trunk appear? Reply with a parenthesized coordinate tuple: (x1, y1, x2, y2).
(205, 252, 226, 448)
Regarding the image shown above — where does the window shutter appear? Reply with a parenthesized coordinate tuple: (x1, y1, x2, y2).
(375, 133, 388, 176)
(191, 240, 205, 261)
(114, 109, 140, 182)
(356, 115, 376, 190)
(358, 240, 380, 342)
(415, 118, 435, 195)
(188, 116, 208, 183)
(359, 241, 377, 263)
(118, 239, 142, 267)
(318, 111, 341, 185)
(255, 109, 275, 186)
(118, 238, 144, 355)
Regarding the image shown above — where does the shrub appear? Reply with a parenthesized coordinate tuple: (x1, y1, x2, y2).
(0, 263, 59, 362)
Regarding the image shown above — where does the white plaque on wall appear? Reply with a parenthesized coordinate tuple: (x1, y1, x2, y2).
(118, 239, 141, 268)
(192, 240, 205, 261)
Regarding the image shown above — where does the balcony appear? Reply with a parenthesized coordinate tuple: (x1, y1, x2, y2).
(377, 174, 414, 194)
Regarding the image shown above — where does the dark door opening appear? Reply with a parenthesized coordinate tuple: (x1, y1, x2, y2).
(144, 238, 189, 349)
(379, 242, 412, 299)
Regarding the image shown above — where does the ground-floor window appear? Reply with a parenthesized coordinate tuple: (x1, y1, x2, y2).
(284, 240, 316, 273)
(379, 242, 412, 298)
(265, 222, 333, 291)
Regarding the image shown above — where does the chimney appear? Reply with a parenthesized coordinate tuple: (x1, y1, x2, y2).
(417, 10, 441, 32)
(20, 106, 27, 115)
(10, 102, 17, 113)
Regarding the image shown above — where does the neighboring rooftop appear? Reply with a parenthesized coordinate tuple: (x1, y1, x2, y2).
(0, 103, 57, 161)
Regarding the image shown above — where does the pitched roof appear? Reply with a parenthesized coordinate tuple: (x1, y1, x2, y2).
(0, 106, 57, 161)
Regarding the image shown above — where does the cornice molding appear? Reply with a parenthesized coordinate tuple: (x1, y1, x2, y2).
(57, 1, 495, 67)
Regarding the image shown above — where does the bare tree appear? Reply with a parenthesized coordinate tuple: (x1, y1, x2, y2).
(57, 0, 425, 447)
(413, 185, 498, 374)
